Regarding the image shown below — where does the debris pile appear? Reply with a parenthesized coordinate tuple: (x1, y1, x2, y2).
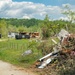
(35, 30, 75, 74)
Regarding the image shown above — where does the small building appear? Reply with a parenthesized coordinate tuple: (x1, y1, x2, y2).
(29, 32, 40, 38)
(15, 32, 40, 39)
(8, 32, 18, 38)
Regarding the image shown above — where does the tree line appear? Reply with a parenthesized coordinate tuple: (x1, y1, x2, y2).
(0, 17, 75, 38)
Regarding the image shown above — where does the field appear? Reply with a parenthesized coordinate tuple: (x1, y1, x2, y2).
(0, 38, 42, 68)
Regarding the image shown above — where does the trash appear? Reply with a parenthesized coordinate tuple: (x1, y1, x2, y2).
(22, 50, 32, 56)
(51, 39, 57, 44)
(37, 50, 59, 68)
(36, 30, 75, 69)
(39, 52, 53, 61)
(57, 29, 69, 41)
(35, 29, 75, 75)
(38, 58, 53, 68)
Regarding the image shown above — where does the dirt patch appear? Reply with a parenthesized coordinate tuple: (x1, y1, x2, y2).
(0, 60, 37, 75)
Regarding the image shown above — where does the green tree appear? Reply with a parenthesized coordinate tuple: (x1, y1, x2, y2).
(62, 5, 75, 23)
(17, 26, 26, 33)
(7, 25, 17, 32)
(0, 20, 7, 37)
(62, 5, 75, 32)
(41, 15, 51, 39)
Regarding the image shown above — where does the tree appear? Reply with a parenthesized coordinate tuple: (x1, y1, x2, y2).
(7, 25, 17, 32)
(0, 20, 7, 37)
(41, 15, 51, 39)
(62, 5, 75, 32)
(62, 5, 75, 23)
(17, 26, 26, 33)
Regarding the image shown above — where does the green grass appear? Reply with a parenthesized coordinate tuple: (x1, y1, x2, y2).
(0, 37, 59, 68)
(0, 39, 42, 68)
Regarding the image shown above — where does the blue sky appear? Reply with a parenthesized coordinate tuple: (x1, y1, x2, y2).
(0, 0, 75, 20)
(13, 0, 75, 6)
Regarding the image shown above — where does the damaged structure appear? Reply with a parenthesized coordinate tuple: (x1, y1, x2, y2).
(15, 32, 40, 39)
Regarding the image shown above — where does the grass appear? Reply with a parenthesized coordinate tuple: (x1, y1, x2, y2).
(0, 39, 42, 68)
(0, 37, 59, 68)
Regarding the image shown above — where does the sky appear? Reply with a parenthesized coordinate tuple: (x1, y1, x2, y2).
(13, 0, 75, 6)
(0, 0, 75, 20)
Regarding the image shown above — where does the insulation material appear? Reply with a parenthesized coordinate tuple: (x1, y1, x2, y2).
(39, 52, 53, 61)
(38, 58, 53, 68)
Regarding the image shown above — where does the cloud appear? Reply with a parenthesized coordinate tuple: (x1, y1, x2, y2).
(0, 0, 74, 20)
(59, 17, 69, 21)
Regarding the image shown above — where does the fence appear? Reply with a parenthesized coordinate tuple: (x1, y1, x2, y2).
(0, 40, 42, 60)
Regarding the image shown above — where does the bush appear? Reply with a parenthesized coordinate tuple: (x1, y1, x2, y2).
(37, 39, 54, 55)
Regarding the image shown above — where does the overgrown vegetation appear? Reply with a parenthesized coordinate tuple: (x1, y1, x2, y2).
(0, 16, 75, 38)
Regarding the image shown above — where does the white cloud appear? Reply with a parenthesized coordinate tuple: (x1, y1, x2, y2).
(59, 17, 70, 21)
(0, 0, 74, 20)
(22, 15, 31, 19)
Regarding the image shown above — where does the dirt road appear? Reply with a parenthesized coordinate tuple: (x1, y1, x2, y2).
(0, 60, 37, 75)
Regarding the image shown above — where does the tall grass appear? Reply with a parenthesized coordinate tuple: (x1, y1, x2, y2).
(0, 39, 42, 68)
(0, 37, 59, 68)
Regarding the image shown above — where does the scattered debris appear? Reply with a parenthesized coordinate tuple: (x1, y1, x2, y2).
(22, 50, 32, 56)
(38, 58, 54, 69)
(36, 50, 60, 68)
(39, 52, 53, 62)
(57, 29, 69, 41)
(51, 39, 57, 44)
(36, 29, 75, 69)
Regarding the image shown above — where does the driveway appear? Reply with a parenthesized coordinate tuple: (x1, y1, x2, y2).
(0, 60, 37, 75)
